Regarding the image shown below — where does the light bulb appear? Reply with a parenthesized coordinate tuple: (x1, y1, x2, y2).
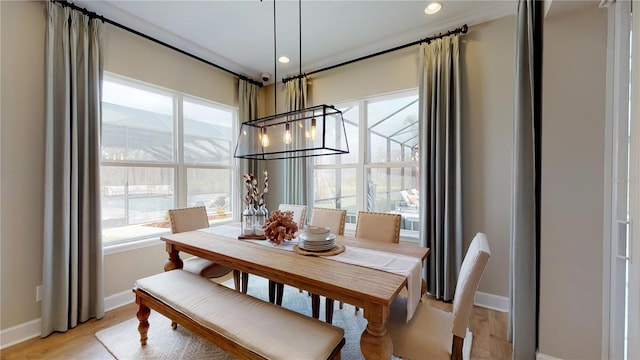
(310, 118, 317, 140)
(283, 123, 292, 144)
(261, 129, 270, 147)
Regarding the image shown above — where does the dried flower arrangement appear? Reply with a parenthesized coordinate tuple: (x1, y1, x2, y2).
(263, 210, 299, 245)
(243, 170, 268, 207)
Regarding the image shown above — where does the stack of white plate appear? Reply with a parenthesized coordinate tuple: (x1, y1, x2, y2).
(299, 226, 335, 252)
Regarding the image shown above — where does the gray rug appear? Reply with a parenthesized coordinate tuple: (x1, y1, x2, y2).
(96, 275, 369, 359)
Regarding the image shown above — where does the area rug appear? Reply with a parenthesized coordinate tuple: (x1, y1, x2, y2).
(96, 275, 369, 360)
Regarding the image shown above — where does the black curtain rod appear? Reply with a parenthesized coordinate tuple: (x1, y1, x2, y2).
(51, 0, 264, 88)
(281, 24, 468, 84)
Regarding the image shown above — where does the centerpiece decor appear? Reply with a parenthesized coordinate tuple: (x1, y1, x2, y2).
(263, 210, 298, 245)
(241, 171, 269, 238)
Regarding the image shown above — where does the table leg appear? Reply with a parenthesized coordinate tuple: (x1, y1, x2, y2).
(163, 244, 183, 271)
(360, 308, 393, 360)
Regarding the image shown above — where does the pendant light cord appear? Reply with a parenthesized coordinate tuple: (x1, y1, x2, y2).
(298, 0, 302, 105)
(273, 0, 277, 115)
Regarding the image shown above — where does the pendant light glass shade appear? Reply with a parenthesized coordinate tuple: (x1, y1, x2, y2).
(234, 104, 349, 160)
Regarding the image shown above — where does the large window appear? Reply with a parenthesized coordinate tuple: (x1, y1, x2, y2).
(101, 75, 237, 245)
(313, 90, 420, 232)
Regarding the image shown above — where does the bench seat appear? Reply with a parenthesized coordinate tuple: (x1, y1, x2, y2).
(133, 269, 345, 360)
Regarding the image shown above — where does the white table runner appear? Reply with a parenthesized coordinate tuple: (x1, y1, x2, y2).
(200, 225, 421, 321)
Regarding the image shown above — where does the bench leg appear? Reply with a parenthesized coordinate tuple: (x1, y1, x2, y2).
(136, 303, 151, 346)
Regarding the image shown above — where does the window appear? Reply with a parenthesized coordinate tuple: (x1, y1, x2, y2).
(313, 90, 420, 232)
(101, 75, 237, 245)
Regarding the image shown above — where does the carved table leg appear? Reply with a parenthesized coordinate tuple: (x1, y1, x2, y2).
(360, 309, 393, 360)
(163, 244, 183, 272)
(136, 302, 151, 346)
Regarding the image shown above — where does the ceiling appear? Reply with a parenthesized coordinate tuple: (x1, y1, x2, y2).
(74, 0, 516, 85)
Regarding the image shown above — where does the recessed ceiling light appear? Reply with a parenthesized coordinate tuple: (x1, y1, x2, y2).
(278, 56, 290, 63)
(424, 2, 442, 15)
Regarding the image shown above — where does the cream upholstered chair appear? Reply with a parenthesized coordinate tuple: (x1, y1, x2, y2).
(267, 204, 308, 305)
(309, 207, 347, 236)
(277, 204, 307, 229)
(386, 232, 491, 360)
(168, 206, 241, 290)
(308, 208, 347, 323)
(354, 211, 401, 243)
(335, 211, 403, 315)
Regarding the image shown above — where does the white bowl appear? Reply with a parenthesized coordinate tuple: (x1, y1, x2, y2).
(305, 226, 330, 234)
(302, 226, 331, 241)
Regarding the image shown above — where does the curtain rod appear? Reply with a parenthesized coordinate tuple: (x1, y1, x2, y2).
(281, 24, 468, 84)
(51, 0, 264, 88)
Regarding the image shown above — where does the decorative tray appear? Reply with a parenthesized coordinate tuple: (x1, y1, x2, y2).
(293, 244, 345, 257)
(237, 234, 267, 240)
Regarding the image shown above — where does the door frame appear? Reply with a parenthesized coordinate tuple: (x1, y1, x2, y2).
(603, 1, 633, 358)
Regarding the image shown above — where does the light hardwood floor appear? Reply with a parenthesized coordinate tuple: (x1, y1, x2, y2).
(1, 297, 511, 360)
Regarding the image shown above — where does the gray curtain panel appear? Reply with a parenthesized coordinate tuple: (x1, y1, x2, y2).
(418, 35, 463, 301)
(42, 2, 104, 336)
(238, 79, 261, 182)
(283, 78, 310, 212)
(508, 0, 542, 358)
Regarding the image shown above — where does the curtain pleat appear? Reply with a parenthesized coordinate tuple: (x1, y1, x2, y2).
(238, 79, 261, 180)
(418, 35, 463, 301)
(508, 0, 542, 358)
(42, 1, 104, 337)
(283, 78, 310, 211)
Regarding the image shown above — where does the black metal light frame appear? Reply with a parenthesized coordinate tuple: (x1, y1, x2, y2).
(234, 104, 349, 160)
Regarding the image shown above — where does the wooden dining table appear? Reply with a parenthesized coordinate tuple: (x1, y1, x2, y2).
(161, 226, 429, 360)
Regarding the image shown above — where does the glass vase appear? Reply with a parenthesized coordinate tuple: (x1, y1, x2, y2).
(242, 205, 256, 236)
(255, 204, 268, 236)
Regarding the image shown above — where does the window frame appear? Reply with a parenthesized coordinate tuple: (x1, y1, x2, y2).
(312, 88, 420, 237)
(100, 73, 238, 247)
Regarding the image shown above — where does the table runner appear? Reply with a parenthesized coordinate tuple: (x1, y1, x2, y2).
(200, 225, 421, 321)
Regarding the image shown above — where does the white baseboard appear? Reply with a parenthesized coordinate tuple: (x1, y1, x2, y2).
(1, 291, 135, 350)
(104, 289, 135, 312)
(537, 352, 563, 360)
(0, 318, 41, 350)
(474, 291, 509, 312)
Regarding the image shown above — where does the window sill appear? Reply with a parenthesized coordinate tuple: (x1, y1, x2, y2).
(104, 236, 164, 256)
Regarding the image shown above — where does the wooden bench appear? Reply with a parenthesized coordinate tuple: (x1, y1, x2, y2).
(133, 269, 345, 360)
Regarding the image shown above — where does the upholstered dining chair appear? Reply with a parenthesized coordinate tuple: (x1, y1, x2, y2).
(267, 204, 308, 306)
(277, 204, 307, 229)
(308, 208, 347, 323)
(168, 206, 241, 291)
(354, 211, 401, 243)
(333, 211, 403, 315)
(386, 232, 491, 360)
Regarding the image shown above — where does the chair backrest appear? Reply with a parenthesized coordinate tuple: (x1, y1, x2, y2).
(451, 232, 491, 339)
(309, 208, 347, 235)
(354, 211, 401, 243)
(278, 204, 307, 227)
(168, 206, 209, 234)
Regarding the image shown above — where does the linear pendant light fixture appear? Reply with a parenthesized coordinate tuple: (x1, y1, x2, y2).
(234, 0, 349, 160)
